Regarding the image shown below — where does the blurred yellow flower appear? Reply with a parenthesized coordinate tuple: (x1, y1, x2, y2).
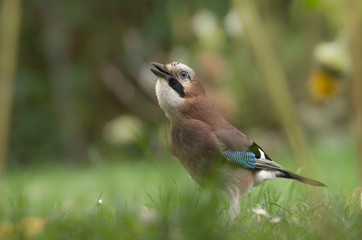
(0, 217, 46, 238)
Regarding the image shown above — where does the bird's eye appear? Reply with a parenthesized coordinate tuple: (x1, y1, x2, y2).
(180, 71, 188, 79)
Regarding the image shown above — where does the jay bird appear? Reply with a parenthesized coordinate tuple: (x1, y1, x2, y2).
(150, 62, 325, 219)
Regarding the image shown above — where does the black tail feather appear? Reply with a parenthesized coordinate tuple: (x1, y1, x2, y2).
(276, 170, 326, 187)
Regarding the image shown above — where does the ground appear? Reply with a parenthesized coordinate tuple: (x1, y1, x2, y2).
(0, 136, 362, 240)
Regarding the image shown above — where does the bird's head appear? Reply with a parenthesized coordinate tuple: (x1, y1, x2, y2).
(150, 62, 205, 119)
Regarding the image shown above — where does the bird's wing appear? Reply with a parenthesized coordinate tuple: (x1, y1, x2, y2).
(214, 126, 283, 171)
(223, 144, 284, 171)
(214, 125, 326, 186)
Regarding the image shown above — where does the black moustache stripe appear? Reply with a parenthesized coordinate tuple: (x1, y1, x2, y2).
(168, 78, 185, 98)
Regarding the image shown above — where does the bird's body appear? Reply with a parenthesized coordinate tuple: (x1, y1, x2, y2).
(150, 62, 325, 219)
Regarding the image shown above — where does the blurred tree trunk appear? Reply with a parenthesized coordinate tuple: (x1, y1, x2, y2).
(0, 0, 22, 180)
(39, 0, 87, 164)
(232, 0, 317, 176)
(348, 0, 362, 184)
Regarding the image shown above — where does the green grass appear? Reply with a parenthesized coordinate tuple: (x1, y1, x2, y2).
(1, 137, 362, 239)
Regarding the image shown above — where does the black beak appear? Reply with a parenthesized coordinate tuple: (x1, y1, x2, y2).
(150, 62, 173, 79)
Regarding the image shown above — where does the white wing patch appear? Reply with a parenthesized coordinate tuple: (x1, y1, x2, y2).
(253, 146, 282, 185)
(258, 148, 266, 159)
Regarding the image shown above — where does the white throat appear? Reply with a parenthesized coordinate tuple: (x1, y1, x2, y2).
(155, 79, 184, 120)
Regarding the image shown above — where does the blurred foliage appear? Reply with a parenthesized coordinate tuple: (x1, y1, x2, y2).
(5, 0, 359, 165)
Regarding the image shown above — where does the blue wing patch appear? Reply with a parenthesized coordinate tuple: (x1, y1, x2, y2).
(224, 150, 256, 169)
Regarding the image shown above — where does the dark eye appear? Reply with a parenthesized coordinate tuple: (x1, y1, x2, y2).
(180, 71, 188, 79)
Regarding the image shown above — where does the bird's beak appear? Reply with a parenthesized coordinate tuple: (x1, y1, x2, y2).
(150, 62, 173, 79)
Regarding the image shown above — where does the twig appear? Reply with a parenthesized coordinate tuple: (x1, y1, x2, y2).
(99, 61, 162, 123)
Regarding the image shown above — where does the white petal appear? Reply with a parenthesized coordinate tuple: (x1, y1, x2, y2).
(252, 207, 268, 217)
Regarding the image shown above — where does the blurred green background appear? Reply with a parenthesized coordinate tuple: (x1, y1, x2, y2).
(2, 0, 358, 167)
(1, 0, 362, 239)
